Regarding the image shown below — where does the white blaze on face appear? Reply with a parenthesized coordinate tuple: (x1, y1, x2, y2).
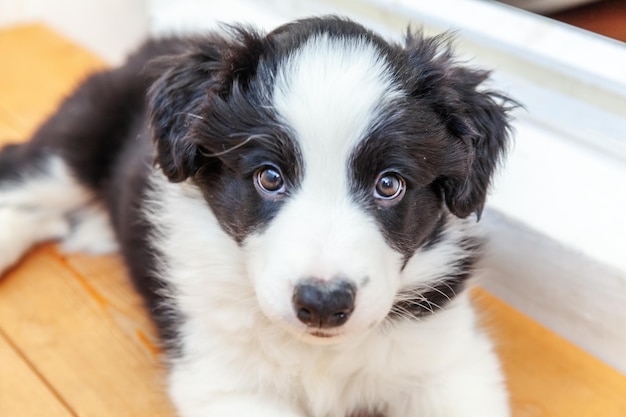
(244, 35, 406, 342)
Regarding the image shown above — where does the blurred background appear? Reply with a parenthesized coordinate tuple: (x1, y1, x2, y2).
(0, 0, 624, 64)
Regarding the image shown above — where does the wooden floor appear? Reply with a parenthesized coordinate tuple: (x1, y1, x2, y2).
(0, 25, 625, 417)
(549, 0, 626, 42)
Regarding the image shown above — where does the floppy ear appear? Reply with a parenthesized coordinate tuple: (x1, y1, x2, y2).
(148, 28, 266, 182)
(147, 41, 222, 182)
(405, 32, 516, 220)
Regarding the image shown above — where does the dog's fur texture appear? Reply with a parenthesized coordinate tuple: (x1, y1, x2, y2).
(0, 17, 516, 417)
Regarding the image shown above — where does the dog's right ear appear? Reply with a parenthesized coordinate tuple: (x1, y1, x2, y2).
(148, 28, 266, 182)
(147, 41, 222, 182)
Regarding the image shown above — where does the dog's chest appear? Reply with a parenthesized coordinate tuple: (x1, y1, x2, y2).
(203, 317, 452, 417)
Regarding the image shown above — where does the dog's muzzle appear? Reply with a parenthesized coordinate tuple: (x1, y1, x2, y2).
(292, 278, 356, 328)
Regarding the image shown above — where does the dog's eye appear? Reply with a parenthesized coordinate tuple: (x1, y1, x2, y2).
(373, 172, 405, 204)
(255, 166, 285, 196)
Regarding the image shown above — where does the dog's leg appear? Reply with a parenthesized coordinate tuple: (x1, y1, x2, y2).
(0, 48, 154, 274)
(0, 207, 69, 275)
(395, 330, 510, 417)
(171, 394, 305, 417)
(168, 363, 306, 417)
(421, 340, 510, 417)
(0, 148, 93, 275)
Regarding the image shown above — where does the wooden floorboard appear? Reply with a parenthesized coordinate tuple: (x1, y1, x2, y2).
(0, 24, 175, 417)
(0, 246, 175, 417)
(0, 329, 74, 417)
(0, 23, 624, 417)
(474, 289, 626, 417)
(0, 25, 107, 138)
(549, 0, 626, 42)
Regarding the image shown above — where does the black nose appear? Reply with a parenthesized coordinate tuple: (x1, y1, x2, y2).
(292, 279, 356, 328)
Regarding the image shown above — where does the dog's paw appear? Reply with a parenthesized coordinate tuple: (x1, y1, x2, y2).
(61, 205, 118, 254)
(0, 206, 69, 275)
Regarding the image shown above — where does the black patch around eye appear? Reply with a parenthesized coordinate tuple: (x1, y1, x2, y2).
(187, 79, 303, 243)
(421, 214, 447, 251)
(195, 162, 293, 244)
(349, 133, 446, 260)
(348, 94, 472, 260)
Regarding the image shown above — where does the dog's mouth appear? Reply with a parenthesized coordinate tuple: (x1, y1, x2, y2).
(298, 326, 348, 343)
(308, 329, 336, 338)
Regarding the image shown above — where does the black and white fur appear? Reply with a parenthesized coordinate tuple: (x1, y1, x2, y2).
(0, 17, 515, 417)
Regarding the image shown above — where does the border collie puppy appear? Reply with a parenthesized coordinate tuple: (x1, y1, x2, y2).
(0, 17, 515, 417)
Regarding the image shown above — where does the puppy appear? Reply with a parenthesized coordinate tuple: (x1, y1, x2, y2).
(0, 17, 515, 417)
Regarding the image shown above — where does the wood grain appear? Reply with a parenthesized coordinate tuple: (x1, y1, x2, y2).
(0, 247, 175, 417)
(0, 24, 175, 417)
(0, 24, 107, 141)
(549, 0, 626, 42)
(474, 288, 626, 417)
(0, 23, 625, 417)
(0, 330, 74, 417)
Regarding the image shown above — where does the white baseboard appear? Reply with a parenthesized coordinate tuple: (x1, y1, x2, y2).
(480, 209, 626, 374)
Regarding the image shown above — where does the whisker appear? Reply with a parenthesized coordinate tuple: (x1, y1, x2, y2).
(199, 134, 270, 158)
(440, 280, 458, 297)
(420, 283, 453, 303)
(175, 111, 205, 120)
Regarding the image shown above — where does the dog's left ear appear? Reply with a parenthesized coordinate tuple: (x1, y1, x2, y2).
(405, 33, 517, 220)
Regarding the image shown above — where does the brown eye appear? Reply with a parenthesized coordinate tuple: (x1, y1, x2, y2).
(374, 172, 405, 204)
(255, 166, 285, 196)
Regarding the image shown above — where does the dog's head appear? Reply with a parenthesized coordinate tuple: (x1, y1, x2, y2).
(149, 17, 515, 343)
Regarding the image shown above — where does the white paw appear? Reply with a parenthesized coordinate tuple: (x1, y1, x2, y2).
(0, 206, 69, 275)
(61, 205, 118, 254)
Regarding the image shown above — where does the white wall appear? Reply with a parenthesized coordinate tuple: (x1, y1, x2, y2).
(0, 0, 149, 64)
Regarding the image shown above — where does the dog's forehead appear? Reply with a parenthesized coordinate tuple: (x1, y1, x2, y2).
(272, 34, 402, 164)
